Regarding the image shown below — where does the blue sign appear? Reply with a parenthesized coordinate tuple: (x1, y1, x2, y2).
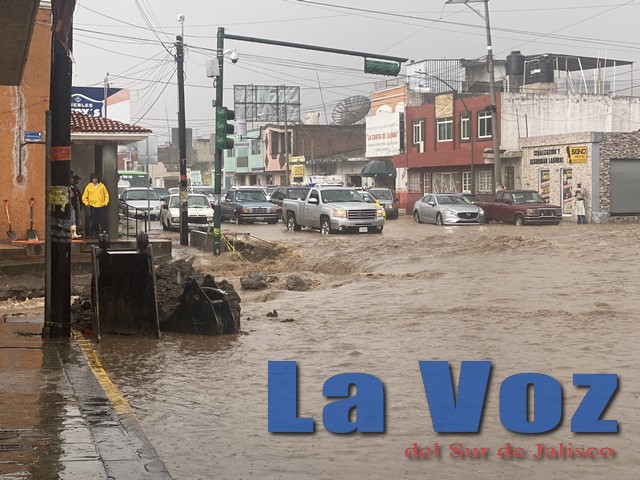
(23, 131, 43, 143)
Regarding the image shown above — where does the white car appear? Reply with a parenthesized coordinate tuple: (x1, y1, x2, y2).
(160, 193, 214, 231)
(119, 187, 161, 220)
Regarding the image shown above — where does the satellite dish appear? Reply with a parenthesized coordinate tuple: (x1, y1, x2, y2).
(332, 95, 371, 125)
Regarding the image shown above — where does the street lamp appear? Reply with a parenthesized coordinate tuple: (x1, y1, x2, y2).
(445, 0, 501, 192)
(415, 70, 475, 194)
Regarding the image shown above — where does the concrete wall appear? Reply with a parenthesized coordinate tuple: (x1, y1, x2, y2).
(0, 8, 50, 240)
(502, 93, 640, 150)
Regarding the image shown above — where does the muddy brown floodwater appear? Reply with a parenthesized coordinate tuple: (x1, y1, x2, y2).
(91, 218, 639, 480)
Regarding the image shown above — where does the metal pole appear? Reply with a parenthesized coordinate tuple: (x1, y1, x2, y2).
(103, 73, 109, 118)
(176, 36, 189, 245)
(484, 0, 502, 192)
(283, 91, 290, 186)
(213, 27, 225, 255)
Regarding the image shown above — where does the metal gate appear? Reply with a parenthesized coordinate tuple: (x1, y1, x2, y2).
(611, 158, 640, 215)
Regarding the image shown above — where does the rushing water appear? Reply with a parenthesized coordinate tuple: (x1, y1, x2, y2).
(94, 218, 640, 480)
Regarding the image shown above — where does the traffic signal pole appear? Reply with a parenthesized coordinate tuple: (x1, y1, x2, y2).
(213, 27, 225, 255)
(211, 28, 409, 255)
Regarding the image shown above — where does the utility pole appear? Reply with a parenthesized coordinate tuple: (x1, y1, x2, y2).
(176, 35, 188, 245)
(483, 0, 501, 191)
(283, 91, 290, 186)
(45, 6, 73, 338)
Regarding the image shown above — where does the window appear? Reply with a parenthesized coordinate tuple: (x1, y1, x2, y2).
(251, 140, 260, 155)
(460, 114, 470, 141)
(437, 117, 453, 142)
(478, 111, 492, 139)
(462, 171, 471, 193)
(431, 172, 461, 193)
(408, 170, 421, 192)
(477, 170, 493, 194)
(412, 120, 424, 144)
(423, 173, 431, 193)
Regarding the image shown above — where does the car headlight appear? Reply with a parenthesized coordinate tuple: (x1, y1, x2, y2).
(206, 217, 213, 222)
(386, 204, 392, 209)
(334, 209, 347, 218)
(241, 208, 250, 213)
(376, 208, 385, 219)
(442, 208, 456, 215)
(526, 209, 537, 216)
(171, 217, 179, 223)
(271, 207, 278, 213)
(478, 208, 485, 215)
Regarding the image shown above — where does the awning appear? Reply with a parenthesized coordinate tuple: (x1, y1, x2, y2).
(361, 159, 397, 177)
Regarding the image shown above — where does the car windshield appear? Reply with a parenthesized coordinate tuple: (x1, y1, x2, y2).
(369, 189, 393, 201)
(321, 189, 364, 203)
(235, 191, 267, 202)
(513, 192, 545, 203)
(286, 188, 309, 200)
(462, 194, 480, 204)
(154, 188, 169, 197)
(125, 189, 159, 201)
(436, 194, 468, 205)
(189, 195, 210, 207)
(194, 188, 215, 196)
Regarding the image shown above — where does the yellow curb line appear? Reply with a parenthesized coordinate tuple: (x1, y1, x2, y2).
(72, 329, 135, 416)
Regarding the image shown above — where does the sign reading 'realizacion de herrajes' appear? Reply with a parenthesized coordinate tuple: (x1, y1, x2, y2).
(268, 361, 618, 436)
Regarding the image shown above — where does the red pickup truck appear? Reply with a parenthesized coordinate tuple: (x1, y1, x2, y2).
(476, 190, 563, 226)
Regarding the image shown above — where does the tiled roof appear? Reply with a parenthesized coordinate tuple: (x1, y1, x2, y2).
(71, 111, 152, 134)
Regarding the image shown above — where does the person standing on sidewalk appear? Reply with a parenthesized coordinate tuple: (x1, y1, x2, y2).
(69, 173, 82, 239)
(574, 181, 588, 224)
(82, 173, 109, 236)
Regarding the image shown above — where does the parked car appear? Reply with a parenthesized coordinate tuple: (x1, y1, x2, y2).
(192, 186, 217, 208)
(119, 187, 161, 220)
(359, 191, 386, 220)
(413, 193, 485, 225)
(160, 193, 214, 231)
(221, 188, 278, 224)
(475, 190, 562, 226)
(269, 186, 311, 221)
(367, 187, 399, 219)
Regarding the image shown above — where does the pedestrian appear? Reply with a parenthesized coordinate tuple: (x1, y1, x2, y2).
(82, 173, 109, 236)
(69, 172, 82, 239)
(574, 181, 587, 224)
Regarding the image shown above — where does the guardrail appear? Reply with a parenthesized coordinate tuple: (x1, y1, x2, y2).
(119, 205, 152, 237)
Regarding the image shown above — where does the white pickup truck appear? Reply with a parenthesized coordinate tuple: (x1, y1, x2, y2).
(282, 186, 385, 234)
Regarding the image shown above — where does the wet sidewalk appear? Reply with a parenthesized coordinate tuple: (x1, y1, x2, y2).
(0, 314, 172, 479)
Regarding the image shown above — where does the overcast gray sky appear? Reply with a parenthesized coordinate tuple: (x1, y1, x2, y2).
(71, 0, 640, 141)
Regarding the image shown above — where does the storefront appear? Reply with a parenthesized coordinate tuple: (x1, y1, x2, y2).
(519, 131, 640, 222)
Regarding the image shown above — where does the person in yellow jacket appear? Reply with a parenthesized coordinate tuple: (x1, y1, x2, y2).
(82, 173, 109, 237)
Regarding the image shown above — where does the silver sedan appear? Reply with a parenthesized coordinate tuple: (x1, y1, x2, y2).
(413, 193, 485, 225)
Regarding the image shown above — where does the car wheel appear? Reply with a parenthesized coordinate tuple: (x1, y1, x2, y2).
(515, 214, 525, 226)
(235, 213, 243, 225)
(286, 213, 301, 232)
(413, 211, 421, 223)
(320, 216, 331, 235)
(436, 213, 444, 226)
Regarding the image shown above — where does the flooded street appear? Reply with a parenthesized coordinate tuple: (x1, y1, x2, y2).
(94, 218, 639, 480)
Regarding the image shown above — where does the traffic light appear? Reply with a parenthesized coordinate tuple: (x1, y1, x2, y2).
(215, 106, 235, 150)
(364, 59, 401, 77)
